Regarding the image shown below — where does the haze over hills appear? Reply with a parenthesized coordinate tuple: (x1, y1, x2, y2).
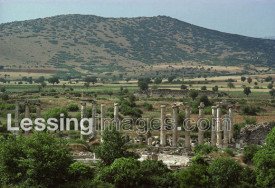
(0, 14, 275, 76)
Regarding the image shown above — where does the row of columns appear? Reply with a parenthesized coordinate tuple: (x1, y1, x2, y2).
(159, 103, 234, 148)
(13, 100, 42, 135)
(13, 99, 234, 148)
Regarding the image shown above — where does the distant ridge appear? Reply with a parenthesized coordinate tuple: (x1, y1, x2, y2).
(0, 14, 275, 74)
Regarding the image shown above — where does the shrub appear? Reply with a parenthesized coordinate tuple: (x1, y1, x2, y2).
(194, 144, 218, 155)
(68, 162, 94, 181)
(143, 102, 153, 111)
(67, 103, 79, 112)
(223, 148, 234, 157)
(241, 106, 261, 115)
(243, 145, 260, 163)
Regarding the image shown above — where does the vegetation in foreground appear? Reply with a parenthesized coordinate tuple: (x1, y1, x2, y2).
(0, 126, 274, 188)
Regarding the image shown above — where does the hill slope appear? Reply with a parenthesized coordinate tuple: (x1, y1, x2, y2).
(1, 14, 275, 75)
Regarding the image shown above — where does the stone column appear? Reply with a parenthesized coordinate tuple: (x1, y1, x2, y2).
(36, 102, 41, 118)
(100, 104, 105, 142)
(172, 104, 179, 147)
(223, 114, 229, 147)
(114, 103, 119, 130)
(80, 101, 86, 119)
(197, 102, 205, 145)
(92, 100, 97, 137)
(184, 106, 191, 149)
(148, 137, 153, 146)
(14, 102, 20, 135)
(211, 106, 217, 146)
(24, 102, 31, 135)
(228, 106, 234, 143)
(80, 101, 86, 140)
(25, 103, 30, 118)
(216, 105, 223, 148)
(160, 105, 166, 146)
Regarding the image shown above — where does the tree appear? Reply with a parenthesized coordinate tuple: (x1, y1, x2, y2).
(241, 76, 246, 82)
(243, 145, 260, 163)
(247, 77, 252, 84)
(265, 126, 275, 147)
(227, 82, 235, 89)
(189, 90, 199, 101)
(208, 157, 243, 187)
(35, 76, 45, 84)
(125, 77, 131, 83)
(201, 86, 207, 91)
(48, 76, 60, 85)
(95, 126, 136, 165)
(199, 95, 211, 106)
(265, 76, 273, 82)
(252, 127, 275, 187)
(212, 85, 218, 92)
(181, 84, 188, 90)
(96, 158, 142, 188)
(243, 87, 251, 97)
(84, 76, 97, 85)
(253, 147, 275, 187)
(154, 77, 162, 84)
(68, 161, 94, 181)
(97, 158, 177, 188)
(175, 163, 209, 188)
(269, 89, 275, 98)
(167, 76, 176, 83)
(0, 133, 73, 187)
(138, 78, 150, 91)
(41, 81, 47, 88)
(267, 83, 273, 89)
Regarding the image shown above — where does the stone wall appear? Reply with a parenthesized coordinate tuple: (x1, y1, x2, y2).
(135, 89, 218, 98)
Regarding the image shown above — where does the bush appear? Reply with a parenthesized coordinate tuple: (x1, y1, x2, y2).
(143, 102, 153, 111)
(243, 145, 260, 163)
(223, 148, 234, 157)
(241, 106, 261, 116)
(244, 116, 257, 124)
(68, 162, 94, 181)
(67, 103, 79, 112)
(194, 144, 218, 155)
(97, 158, 177, 188)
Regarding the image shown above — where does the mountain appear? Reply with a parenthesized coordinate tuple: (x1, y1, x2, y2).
(264, 36, 275, 40)
(1, 14, 275, 76)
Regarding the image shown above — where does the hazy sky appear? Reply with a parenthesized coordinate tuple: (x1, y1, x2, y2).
(0, 0, 275, 38)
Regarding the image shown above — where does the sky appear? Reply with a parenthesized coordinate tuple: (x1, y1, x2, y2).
(0, 0, 275, 38)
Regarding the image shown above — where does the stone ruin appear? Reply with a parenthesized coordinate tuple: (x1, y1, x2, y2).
(238, 123, 274, 145)
(11, 99, 236, 151)
(79, 99, 235, 150)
